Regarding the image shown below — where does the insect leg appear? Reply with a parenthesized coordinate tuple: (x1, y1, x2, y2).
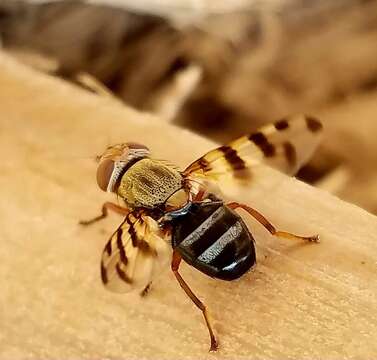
(79, 202, 130, 226)
(193, 188, 206, 201)
(227, 202, 320, 242)
(171, 251, 218, 352)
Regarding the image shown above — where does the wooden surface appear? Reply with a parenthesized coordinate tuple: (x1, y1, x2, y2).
(1, 52, 377, 359)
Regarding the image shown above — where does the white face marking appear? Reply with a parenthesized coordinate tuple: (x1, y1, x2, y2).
(105, 147, 150, 193)
(129, 148, 150, 160)
(106, 161, 128, 193)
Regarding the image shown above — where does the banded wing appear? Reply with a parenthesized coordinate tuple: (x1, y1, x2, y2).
(183, 115, 323, 182)
(101, 212, 171, 293)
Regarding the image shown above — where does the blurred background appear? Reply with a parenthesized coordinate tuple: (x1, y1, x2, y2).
(1, 0, 377, 213)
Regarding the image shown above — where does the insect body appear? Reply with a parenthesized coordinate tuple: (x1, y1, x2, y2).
(171, 198, 256, 281)
(80, 115, 323, 351)
(118, 158, 184, 209)
(96, 143, 185, 210)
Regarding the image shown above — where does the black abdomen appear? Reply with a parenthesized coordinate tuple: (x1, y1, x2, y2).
(171, 201, 256, 281)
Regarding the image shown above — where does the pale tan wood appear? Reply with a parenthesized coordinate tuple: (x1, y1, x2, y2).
(0, 52, 377, 359)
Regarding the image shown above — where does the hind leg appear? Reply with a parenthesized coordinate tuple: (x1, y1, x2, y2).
(227, 202, 319, 243)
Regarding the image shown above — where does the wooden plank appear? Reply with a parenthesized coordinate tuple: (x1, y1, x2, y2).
(0, 52, 376, 359)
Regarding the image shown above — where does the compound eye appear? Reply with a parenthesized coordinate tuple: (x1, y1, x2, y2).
(96, 158, 115, 192)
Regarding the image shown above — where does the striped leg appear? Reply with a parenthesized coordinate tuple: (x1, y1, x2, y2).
(171, 251, 218, 352)
(227, 202, 320, 242)
(79, 202, 130, 226)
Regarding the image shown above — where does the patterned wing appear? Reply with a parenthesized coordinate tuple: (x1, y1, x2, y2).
(100, 212, 171, 293)
(183, 115, 323, 181)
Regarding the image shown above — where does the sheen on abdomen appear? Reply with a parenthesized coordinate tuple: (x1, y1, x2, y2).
(172, 201, 256, 281)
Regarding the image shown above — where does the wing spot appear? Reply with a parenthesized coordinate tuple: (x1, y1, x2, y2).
(249, 132, 276, 157)
(104, 240, 112, 256)
(101, 262, 108, 284)
(283, 142, 297, 166)
(138, 239, 158, 256)
(116, 263, 133, 284)
(305, 116, 323, 133)
(275, 119, 289, 130)
(199, 158, 211, 171)
(126, 216, 138, 247)
(218, 145, 246, 171)
(116, 227, 128, 266)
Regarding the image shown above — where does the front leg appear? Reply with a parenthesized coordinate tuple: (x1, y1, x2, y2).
(79, 202, 130, 226)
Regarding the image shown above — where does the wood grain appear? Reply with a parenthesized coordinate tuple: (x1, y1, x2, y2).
(0, 52, 376, 359)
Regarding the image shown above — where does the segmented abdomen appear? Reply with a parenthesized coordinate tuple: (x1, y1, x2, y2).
(172, 201, 256, 281)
